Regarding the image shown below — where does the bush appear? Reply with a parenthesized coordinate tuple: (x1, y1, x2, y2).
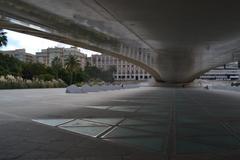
(0, 75, 67, 89)
(75, 82, 85, 87)
(38, 74, 54, 81)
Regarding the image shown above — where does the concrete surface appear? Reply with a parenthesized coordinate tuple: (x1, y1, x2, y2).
(1, 1, 240, 83)
(0, 87, 240, 159)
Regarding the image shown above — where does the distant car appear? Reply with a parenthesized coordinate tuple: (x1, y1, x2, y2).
(231, 81, 240, 87)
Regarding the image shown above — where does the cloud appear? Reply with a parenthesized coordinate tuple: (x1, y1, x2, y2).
(1, 30, 69, 54)
(1, 30, 101, 56)
(80, 48, 101, 56)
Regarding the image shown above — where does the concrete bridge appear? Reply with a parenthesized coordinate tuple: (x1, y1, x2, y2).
(0, 0, 240, 83)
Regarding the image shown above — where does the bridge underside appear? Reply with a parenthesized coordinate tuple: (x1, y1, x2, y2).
(0, 0, 240, 83)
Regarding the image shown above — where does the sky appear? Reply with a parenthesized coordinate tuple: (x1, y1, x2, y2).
(0, 30, 101, 57)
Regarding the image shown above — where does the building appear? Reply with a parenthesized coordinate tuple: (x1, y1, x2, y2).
(1, 49, 36, 63)
(200, 61, 240, 80)
(88, 54, 152, 81)
(36, 47, 87, 69)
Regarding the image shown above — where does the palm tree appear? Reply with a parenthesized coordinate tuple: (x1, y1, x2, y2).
(0, 29, 7, 47)
(65, 55, 80, 84)
(51, 57, 63, 79)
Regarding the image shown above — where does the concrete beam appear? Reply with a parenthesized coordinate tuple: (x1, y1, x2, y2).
(1, 0, 240, 83)
(0, 16, 162, 81)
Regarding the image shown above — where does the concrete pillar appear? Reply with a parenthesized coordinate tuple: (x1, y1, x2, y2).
(123, 45, 128, 56)
(129, 62, 132, 80)
(121, 60, 123, 81)
(104, 55, 107, 70)
(146, 53, 149, 65)
(96, 56, 98, 67)
(135, 48, 138, 59)
(125, 62, 127, 81)
(141, 48, 144, 63)
(130, 47, 133, 58)
(120, 44, 124, 54)
(116, 57, 119, 80)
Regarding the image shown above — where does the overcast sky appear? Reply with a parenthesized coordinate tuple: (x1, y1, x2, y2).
(0, 30, 101, 57)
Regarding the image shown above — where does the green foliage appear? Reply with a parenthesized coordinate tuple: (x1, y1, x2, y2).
(0, 66, 7, 75)
(84, 66, 101, 80)
(65, 55, 80, 72)
(65, 55, 81, 84)
(100, 65, 116, 82)
(38, 74, 54, 81)
(0, 53, 117, 89)
(0, 54, 23, 76)
(58, 68, 71, 85)
(52, 57, 63, 68)
(0, 75, 67, 89)
(51, 57, 63, 79)
(0, 29, 7, 47)
(22, 63, 48, 80)
(84, 65, 116, 82)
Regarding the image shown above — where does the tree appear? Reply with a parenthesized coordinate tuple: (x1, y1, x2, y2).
(51, 57, 63, 79)
(22, 63, 47, 80)
(100, 65, 116, 82)
(0, 29, 7, 47)
(84, 66, 101, 80)
(65, 55, 80, 84)
(0, 53, 23, 76)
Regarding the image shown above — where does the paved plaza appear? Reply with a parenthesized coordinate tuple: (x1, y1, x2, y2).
(0, 87, 240, 159)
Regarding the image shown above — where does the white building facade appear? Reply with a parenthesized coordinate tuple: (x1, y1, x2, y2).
(88, 54, 152, 81)
(200, 62, 240, 80)
(36, 47, 87, 69)
(1, 49, 36, 63)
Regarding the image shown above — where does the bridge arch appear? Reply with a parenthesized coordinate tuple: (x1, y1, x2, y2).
(0, 17, 162, 81)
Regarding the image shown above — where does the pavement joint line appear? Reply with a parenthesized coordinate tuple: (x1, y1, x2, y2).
(179, 91, 239, 159)
(55, 118, 77, 127)
(100, 126, 119, 139)
(172, 97, 177, 155)
(187, 91, 236, 141)
(92, 126, 113, 138)
(81, 118, 116, 126)
(99, 118, 127, 138)
(166, 90, 176, 160)
(121, 125, 168, 135)
(58, 125, 112, 138)
(134, 106, 142, 113)
(221, 122, 240, 144)
(103, 135, 166, 139)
